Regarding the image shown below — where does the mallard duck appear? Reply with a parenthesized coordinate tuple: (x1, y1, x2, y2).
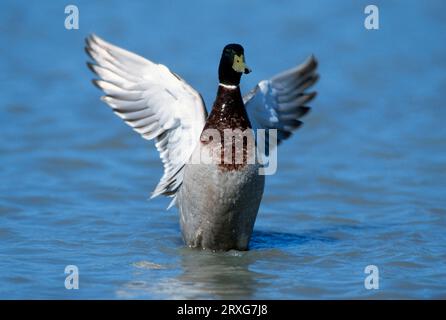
(85, 34, 318, 251)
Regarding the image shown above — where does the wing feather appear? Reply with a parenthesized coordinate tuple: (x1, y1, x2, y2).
(86, 34, 207, 206)
(244, 55, 318, 151)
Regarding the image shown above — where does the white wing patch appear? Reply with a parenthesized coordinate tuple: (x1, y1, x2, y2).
(86, 34, 207, 208)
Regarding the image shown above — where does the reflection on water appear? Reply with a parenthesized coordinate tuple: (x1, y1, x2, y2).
(121, 228, 339, 299)
(1, 0, 446, 299)
(128, 250, 270, 300)
(174, 249, 264, 300)
(117, 250, 266, 299)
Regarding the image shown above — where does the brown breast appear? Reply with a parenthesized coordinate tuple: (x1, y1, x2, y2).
(201, 85, 254, 171)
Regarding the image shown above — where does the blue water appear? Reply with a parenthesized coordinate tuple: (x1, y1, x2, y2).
(1, 0, 445, 299)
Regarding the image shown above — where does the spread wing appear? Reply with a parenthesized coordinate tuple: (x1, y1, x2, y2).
(244, 55, 318, 150)
(85, 34, 207, 207)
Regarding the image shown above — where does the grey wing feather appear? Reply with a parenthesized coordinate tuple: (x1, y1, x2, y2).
(244, 55, 318, 146)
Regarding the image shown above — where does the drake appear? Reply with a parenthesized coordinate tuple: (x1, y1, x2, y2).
(85, 35, 318, 251)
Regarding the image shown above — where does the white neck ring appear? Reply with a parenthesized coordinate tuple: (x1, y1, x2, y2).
(219, 83, 238, 89)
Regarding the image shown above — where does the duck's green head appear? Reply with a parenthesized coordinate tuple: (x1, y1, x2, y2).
(218, 44, 251, 86)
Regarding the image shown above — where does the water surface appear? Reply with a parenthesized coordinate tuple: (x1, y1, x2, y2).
(0, 0, 445, 299)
